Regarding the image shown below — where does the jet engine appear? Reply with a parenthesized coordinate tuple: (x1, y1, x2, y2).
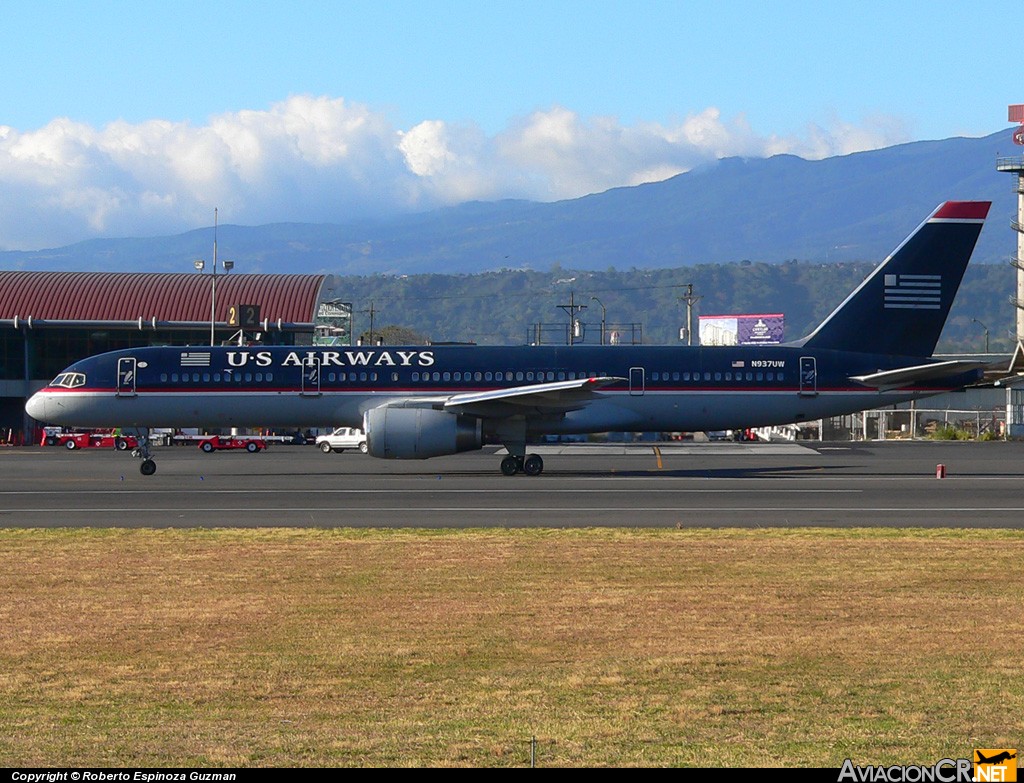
(364, 406, 482, 459)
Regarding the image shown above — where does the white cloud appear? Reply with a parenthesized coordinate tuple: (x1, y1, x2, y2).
(0, 96, 910, 250)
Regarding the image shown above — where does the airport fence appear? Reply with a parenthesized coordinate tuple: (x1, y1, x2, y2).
(820, 407, 1006, 441)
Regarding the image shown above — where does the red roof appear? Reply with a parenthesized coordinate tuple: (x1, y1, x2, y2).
(0, 272, 326, 323)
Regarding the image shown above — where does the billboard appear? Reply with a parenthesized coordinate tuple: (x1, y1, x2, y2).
(699, 313, 784, 346)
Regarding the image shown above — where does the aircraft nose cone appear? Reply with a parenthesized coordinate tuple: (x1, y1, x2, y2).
(25, 392, 48, 422)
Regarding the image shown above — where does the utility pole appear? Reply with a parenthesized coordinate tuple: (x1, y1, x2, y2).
(678, 284, 701, 346)
(359, 301, 378, 345)
(558, 291, 587, 346)
(590, 296, 607, 345)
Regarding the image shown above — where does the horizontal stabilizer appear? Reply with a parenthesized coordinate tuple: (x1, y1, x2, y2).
(850, 360, 988, 391)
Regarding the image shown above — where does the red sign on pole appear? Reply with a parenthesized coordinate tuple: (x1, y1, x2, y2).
(1009, 104, 1024, 123)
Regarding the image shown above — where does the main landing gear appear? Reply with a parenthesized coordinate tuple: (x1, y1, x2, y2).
(499, 453, 544, 476)
(126, 427, 157, 476)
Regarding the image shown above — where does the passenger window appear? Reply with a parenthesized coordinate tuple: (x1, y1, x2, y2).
(171, 373, 179, 383)
(767, 372, 774, 381)
(756, 372, 763, 381)
(432, 371, 440, 382)
(412, 372, 419, 381)
(360, 372, 368, 382)
(160, 373, 167, 382)
(517, 372, 525, 381)
(443, 372, 451, 381)
(392, 372, 399, 382)
(267, 372, 273, 382)
(725, 372, 732, 381)
(683, 372, 690, 381)
(454, 372, 461, 381)
(484, 372, 492, 381)
(672, 372, 680, 381)
(495, 372, 503, 381)
(558, 371, 565, 380)
(704, 372, 711, 381)
(370, 373, 377, 381)
(474, 372, 482, 381)
(526, 371, 534, 381)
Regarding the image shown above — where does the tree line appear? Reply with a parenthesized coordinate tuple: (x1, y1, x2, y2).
(343, 261, 1016, 353)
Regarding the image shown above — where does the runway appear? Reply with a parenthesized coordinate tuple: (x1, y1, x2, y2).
(2, 440, 1023, 527)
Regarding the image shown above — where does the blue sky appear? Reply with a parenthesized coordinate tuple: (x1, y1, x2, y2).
(0, 0, 1019, 249)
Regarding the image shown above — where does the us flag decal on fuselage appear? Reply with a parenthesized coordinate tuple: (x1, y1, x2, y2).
(181, 352, 212, 367)
(883, 273, 941, 309)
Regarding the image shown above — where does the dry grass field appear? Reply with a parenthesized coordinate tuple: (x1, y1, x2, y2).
(0, 528, 1021, 767)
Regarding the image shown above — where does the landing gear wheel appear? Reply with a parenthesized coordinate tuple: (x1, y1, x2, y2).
(523, 454, 544, 476)
(500, 456, 520, 476)
(140, 459, 157, 476)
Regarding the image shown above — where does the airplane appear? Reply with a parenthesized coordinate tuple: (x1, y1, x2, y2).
(26, 200, 991, 477)
(975, 751, 1016, 765)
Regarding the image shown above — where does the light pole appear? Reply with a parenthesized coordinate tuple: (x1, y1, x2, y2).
(590, 296, 606, 345)
(193, 208, 233, 346)
(972, 318, 990, 353)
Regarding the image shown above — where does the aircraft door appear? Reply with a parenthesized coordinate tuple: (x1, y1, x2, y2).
(116, 357, 137, 398)
(301, 356, 321, 397)
(629, 366, 645, 396)
(799, 356, 818, 396)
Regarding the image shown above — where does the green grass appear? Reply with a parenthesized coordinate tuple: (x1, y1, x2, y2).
(0, 528, 1021, 767)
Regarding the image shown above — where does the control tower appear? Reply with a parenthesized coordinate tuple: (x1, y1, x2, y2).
(996, 104, 1024, 343)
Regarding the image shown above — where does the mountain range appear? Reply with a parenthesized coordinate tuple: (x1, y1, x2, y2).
(0, 129, 1020, 275)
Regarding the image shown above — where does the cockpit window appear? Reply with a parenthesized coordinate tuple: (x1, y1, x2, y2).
(51, 372, 86, 388)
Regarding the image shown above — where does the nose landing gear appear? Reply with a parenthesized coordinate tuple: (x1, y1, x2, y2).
(126, 427, 157, 475)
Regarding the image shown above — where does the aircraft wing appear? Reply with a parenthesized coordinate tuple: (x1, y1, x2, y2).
(442, 375, 625, 416)
(849, 360, 988, 391)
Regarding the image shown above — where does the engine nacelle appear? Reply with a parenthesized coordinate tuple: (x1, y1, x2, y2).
(364, 406, 482, 459)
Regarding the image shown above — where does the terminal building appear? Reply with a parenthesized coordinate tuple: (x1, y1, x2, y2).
(0, 271, 352, 442)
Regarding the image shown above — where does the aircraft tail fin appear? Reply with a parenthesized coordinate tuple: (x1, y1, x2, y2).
(800, 201, 990, 356)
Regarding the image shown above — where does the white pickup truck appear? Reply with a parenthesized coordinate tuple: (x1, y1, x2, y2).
(315, 427, 368, 454)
